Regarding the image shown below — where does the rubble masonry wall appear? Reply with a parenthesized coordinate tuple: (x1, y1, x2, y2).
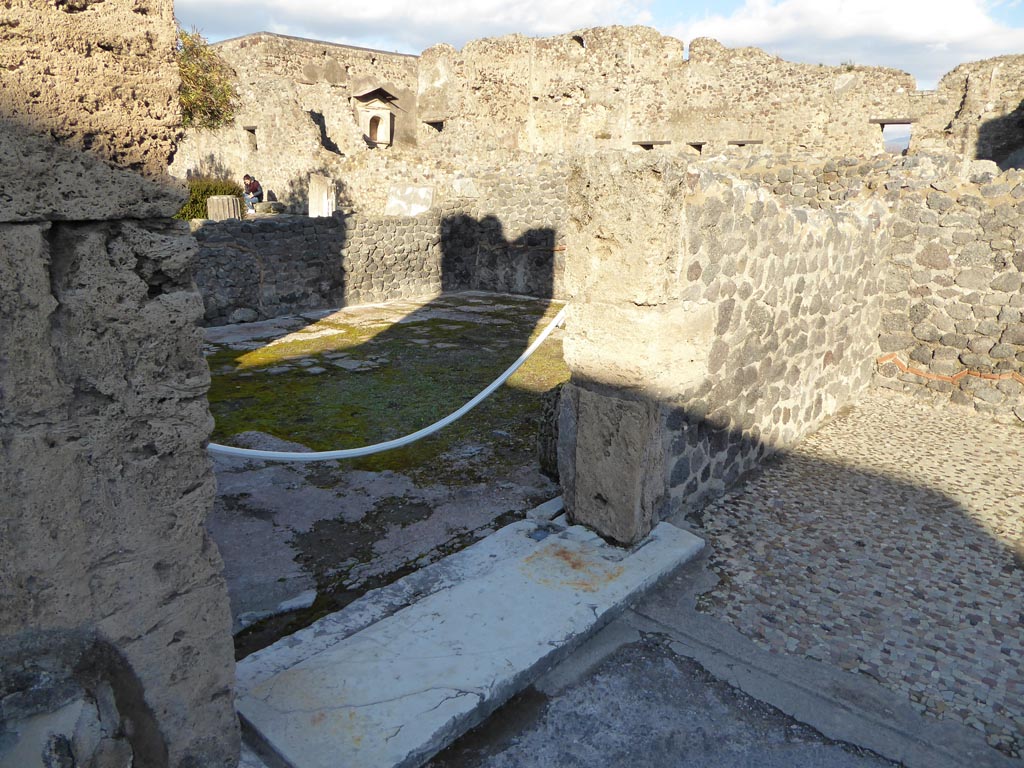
(558, 155, 887, 544)
(877, 168, 1024, 420)
(725, 154, 1024, 420)
(191, 159, 568, 324)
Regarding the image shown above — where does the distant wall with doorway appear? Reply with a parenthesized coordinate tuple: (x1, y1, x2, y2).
(170, 26, 936, 215)
(169, 32, 420, 211)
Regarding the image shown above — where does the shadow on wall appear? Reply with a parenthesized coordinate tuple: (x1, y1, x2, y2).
(441, 214, 559, 297)
(976, 98, 1024, 169)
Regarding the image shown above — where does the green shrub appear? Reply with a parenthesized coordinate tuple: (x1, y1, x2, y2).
(174, 176, 244, 220)
(177, 26, 238, 130)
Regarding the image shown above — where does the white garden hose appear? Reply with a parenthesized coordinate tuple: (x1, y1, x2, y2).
(207, 305, 567, 462)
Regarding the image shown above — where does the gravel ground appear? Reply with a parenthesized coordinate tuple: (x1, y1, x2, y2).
(429, 636, 896, 768)
(696, 389, 1024, 758)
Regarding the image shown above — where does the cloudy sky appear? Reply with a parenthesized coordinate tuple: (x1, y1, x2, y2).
(175, 0, 1024, 88)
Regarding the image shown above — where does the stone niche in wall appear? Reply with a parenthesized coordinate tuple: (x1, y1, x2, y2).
(354, 87, 397, 147)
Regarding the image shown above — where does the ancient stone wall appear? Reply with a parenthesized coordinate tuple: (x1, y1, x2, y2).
(558, 154, 887, 544)
(192, 178, 566, 325)
(720, 154, 1024, 420)
(419, 29, 917, 161)
(0, 2, 238, 767)
(171, 27, 931, 215)
(875, 167, 1024, 420)
(193, 213, 441, 324)
(433, 158, 568, 297)
(912, 55, 1024, 167)
(720, 153, 954, 209)
(170, 32, 420, 209)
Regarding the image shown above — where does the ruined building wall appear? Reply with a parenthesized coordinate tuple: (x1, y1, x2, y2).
(718, 153, 955, 210)
(192, 213, 443, 325)
(0, 2, 238, 767)
(719, 153, 1024, 420)
(418, 29, 917, 160)
(875, 167, 1024, 420)
(191, 155, 568, 326)
(169, 32, 420, 207)
(912, 55, 1024, 167)
(172, 27, 923, 215)
(558, 155, 887, 545)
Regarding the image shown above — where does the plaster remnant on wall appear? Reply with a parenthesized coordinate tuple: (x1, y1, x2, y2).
(384, 185, 435, 216)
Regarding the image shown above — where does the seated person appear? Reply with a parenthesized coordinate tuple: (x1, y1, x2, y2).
(243, 174, 263, 212)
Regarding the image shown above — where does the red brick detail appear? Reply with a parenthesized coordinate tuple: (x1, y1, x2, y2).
(876, 354, 1024, 385)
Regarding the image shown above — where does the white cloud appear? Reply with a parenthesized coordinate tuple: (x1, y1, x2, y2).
(674, 0, 1024, 87)
(175, 0, 652, 54)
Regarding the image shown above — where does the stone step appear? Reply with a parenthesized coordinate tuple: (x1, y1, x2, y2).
(235, 515, 704, 768)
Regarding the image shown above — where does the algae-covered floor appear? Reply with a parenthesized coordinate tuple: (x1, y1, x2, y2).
(203, 291, 567, 654)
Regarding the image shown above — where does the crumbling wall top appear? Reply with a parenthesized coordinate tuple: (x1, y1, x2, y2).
(0, 0, 185, 221)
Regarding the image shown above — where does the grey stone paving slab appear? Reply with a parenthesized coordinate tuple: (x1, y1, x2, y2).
(205, 316, 309, 345)
(237, 519, 703, 768)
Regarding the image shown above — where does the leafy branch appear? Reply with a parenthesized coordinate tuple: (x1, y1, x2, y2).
(176, 26, 238, 130)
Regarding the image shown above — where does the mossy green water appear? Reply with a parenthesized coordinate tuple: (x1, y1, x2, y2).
(207, 298, 569, 479)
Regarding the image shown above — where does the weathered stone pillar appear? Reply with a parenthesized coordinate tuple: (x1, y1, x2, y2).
(0, 3, 239, 767)
(560, 153, 886, 544)
(208, 194, 243, 220)
(308, 173, 336, 217)
(559, 153, 706, 545)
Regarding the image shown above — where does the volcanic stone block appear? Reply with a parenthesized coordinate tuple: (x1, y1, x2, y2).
(564, 385, 666, 545)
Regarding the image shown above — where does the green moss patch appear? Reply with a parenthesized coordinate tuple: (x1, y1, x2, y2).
(207, 297, 569, 480)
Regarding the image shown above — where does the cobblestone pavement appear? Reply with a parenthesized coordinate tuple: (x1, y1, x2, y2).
(697, 389, 1024, 758)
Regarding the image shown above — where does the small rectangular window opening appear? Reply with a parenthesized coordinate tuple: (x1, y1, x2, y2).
(425, 120, 444, 132)
(243, 126, 258, 151)
(882, 123, 911, 155)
